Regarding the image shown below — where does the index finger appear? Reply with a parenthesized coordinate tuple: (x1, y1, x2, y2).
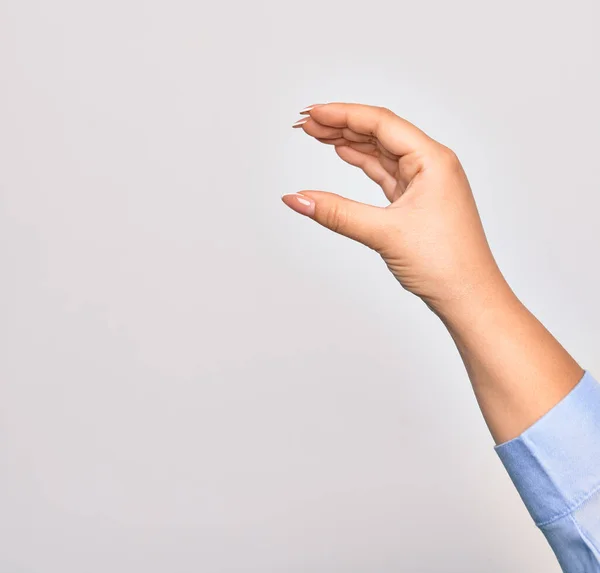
(307, 103, 433, 157)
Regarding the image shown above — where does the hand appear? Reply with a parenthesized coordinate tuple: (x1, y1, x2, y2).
(283, 103, 507, 314)
(284, 103, 584, 447)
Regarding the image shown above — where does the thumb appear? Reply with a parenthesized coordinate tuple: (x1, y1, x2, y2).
(281, 191, 388, 251)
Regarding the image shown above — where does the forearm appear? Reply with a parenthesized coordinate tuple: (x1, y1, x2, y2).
(434, 274, 585, 444)
(288, 102, 599, 571)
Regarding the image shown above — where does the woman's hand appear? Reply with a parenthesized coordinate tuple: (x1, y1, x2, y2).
(283, 102, 584, 446)
(283, 103, 506, 314)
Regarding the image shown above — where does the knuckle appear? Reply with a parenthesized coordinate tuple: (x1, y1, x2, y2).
(370, 107, 395, 137)
(430, 144, 462, 172)
(439, 144, 460, 166)
(377, 106, 394, 118)
(325, 204, 349, 234)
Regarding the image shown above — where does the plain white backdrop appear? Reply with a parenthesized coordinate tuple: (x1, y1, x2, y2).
(1, 1, 599, 571)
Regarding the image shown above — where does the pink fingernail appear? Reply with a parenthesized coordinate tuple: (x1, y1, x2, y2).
(281, 193, 315, 217)
(299, 103, 326, 114)
(292, 117, 309, 128)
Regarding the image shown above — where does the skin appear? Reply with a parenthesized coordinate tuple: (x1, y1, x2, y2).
(283, 102, 584, 445)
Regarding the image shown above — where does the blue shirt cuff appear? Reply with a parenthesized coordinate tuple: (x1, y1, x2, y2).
(494, 370, 600, 526)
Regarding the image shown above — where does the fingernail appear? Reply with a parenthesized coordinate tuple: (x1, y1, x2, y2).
(292, 117, 309, 128)
(299, 103, 326, 114)
(281, 193, 315, 217)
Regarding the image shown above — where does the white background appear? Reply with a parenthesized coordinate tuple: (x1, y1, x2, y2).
(1, 1, 598, 571)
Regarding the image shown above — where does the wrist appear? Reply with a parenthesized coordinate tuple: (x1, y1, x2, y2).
(430, 271, 584, 444)
(426, 270, 519, 330)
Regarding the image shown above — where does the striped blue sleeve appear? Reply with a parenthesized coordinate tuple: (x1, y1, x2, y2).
(495, 371, 600, 572)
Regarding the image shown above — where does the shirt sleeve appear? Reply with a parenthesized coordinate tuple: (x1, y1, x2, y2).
(495, 371, 600, 572)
